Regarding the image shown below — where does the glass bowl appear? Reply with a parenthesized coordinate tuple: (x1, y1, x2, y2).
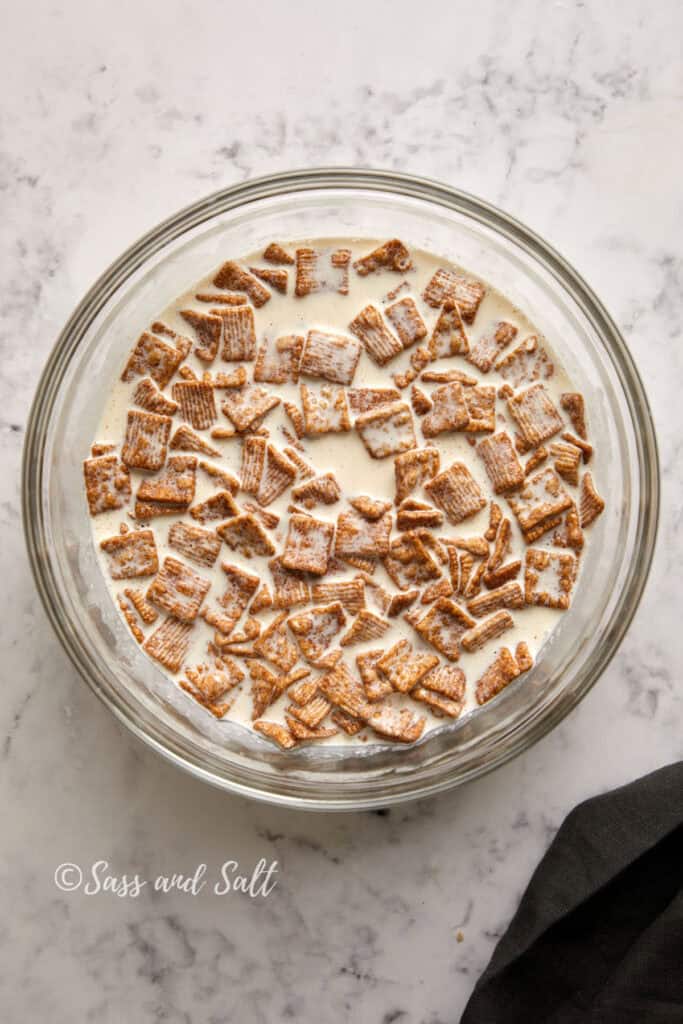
(22, 169, 659, 810)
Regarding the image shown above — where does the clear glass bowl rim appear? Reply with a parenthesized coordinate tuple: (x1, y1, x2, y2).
(22, 167, 660, 810)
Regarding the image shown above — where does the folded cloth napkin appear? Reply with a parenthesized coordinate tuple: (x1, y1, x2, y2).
(461, 762, 683, 1024)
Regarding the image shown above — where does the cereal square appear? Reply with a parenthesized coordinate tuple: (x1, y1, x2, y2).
(424, 462, 486, 524)
(213, 261, 271, 306)
(121, 410, 172, 470)
(508, 468, 573, 535)
(121, 330, 189, 388)
(300, 330, 361, 386)
(353, 239, 412, 276)
(495, 335, 554, 387)
(478, 432, 525, 493)
(355, 401, 416, 459)
(465, 385, 497, 432)
(428, 300, 469, 358)
(394, 447, 441, 504)
(146, 556, 211, 623)
(422, 268, 486, 323)
(135, 456, 197, 517)
(168, 522, 222, 568)
(100, 528, 158, 579)
(190, 490, 239, 523)
(385, 297, 427, 349)
(257, 445, 297, 506)
(217, 513, 276, 558)
(287, 602, 346, 664)
(179, 309, 223, 362)
(383, 532, 442, 591)
(300, 384, 351, 435)
(268, 557, 311, 609)
(421, 382, 469, 437)
(335, 509, 392, 561)
(253, 333, 304, 384)
(281, 514, 335, 575)
(376, 640, 439, 693)
(507, 383, 564, 451)
(171, 381, 217, 430)
(221, 386, 280, 433)
(143, 617, 194, 673)
(412, 598, 475, 661)
(83, 455, 132, 516)
(349, 304, 403, 366)
(466, 320, 518, 373)
(524, 548, 577, 610)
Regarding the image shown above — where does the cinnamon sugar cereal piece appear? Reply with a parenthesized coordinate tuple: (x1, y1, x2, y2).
(339, 610, 390, 646)
(524, 446, 549, 476)
(485, 502, 503, 542)
(423, 268, 486, 323)
(331, 709, 366, 735)
(181, 658, 244, 718)
(579, 472, 605, 527)
(508, 384, 564, 452)
(377, 640, 439, 693)
(524, 548, 577, 610)
(454, 550, 473, 595)
(198, 461, 239, 494)
(560, 392, 587, 439)
(353, 238, 412, 276)
(420, 663, 466, 701)
(412, 598, 475, 661)
(335, 509, 392, 561)
(291, 473, 341, 508)
(348, 496, 392, 521)
(356, 650, 393, 701)
(280, 402, 304, 440)
(421, 382, 470, 438)
(410, 385, 433, 416)
(508, 468, 573, 536)
(552, 504, 584, 552)
(133, 378, 179, 417)
(515, 641, 534, 673)
(287, 603, 346, 665)
(396, 499, 444, 531)
(318, 661, 373, 720)
(213, 302, 255, 361)
(466, 321, 518, 373)
(428, 300, 470, 358)
(222, 386, 280, 433)
(410, 686, 462, 718)
(475, 647, 522, 705)
(281, 513, 335, 576)
(392, 368, 417, 389)
(239, 435, 266, 495)
(386, 589, 419, 616)
(179, 309, 223, 362)
(146, 556, 210, 623)
(383, 532, 441, 591)
(368, 706, 425, 744)
(121, 410, 172, 471)
(263, 242, 294, 265)
(135, 456, 197, 518)
(249, 662, 291, 718)
(452, 536, 489, 558)
(286, 716, 337, 741)
(463, 558, 487, 599)
(249, 266, 288, 294)
(300, 329, 362, 386)
(223, 617, 262, 644)
(467, 580, 523, 617)
(562, 432, 593, 463)
(269, 557, 311, 609)
(394, 447, 440, 505)
(168, 522, 222, 568)
(178, 366, 199, 381)
(349, 304, 403, 366)
(207, 367, 248, 389)
(143, 617, 193, 673)
(425, 462, 486, 525)
(124, 587, 158, 625)
(312, 579, 365, 615)
(253, 612, 299, 673)
(171, 381, 217, 430)
(90, 442, 117, 457)
(213, 261, 271, 307)
(355, 401, 416, 459)
(483, 560, 522, 590)
(287, 676, 319, 706)
(250, 583, 273, 614)
(196, 291, 246, 306)
(217, 514, 276, 558)
(254, 333, 303, 384)
(421, 369, 478, 386)
(257, 445, 297, 506)
(121, 329, 189, 388)
(294, 246, 351, 296)
(190, 490, 239, 523)
(464, 385, 496, 433)
(100, 528, 158, 579)
(495, 335, 554, 387)
(478, 432, 525, 494)
(550, 441, 582, 487)
(300, 383, 351, 435)
(83, 455, 132, 516)
(170, 425, 220, 457)
(347, 387, 402, 415)
(210, 428, 238, 441)
(385, 297, 427, 349)
(421, 576, 453, 604)
(253, 721, 297, 750)
(283, 447, 315, 480)
(461, 610, 514, 652)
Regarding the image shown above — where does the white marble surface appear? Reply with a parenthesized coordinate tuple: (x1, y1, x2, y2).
(2, 2, 682, 1020)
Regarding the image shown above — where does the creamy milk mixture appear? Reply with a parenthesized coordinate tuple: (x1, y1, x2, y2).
(88, 239, 598, 747)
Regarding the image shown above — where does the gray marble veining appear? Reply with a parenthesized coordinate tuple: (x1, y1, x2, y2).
(1, 2, 682, 1021)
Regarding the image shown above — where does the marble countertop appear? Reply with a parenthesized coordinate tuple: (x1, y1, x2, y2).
(2, 2, 681, 1020)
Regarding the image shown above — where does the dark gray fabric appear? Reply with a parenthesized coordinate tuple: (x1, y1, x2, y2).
(461, 762, 683, 1024)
